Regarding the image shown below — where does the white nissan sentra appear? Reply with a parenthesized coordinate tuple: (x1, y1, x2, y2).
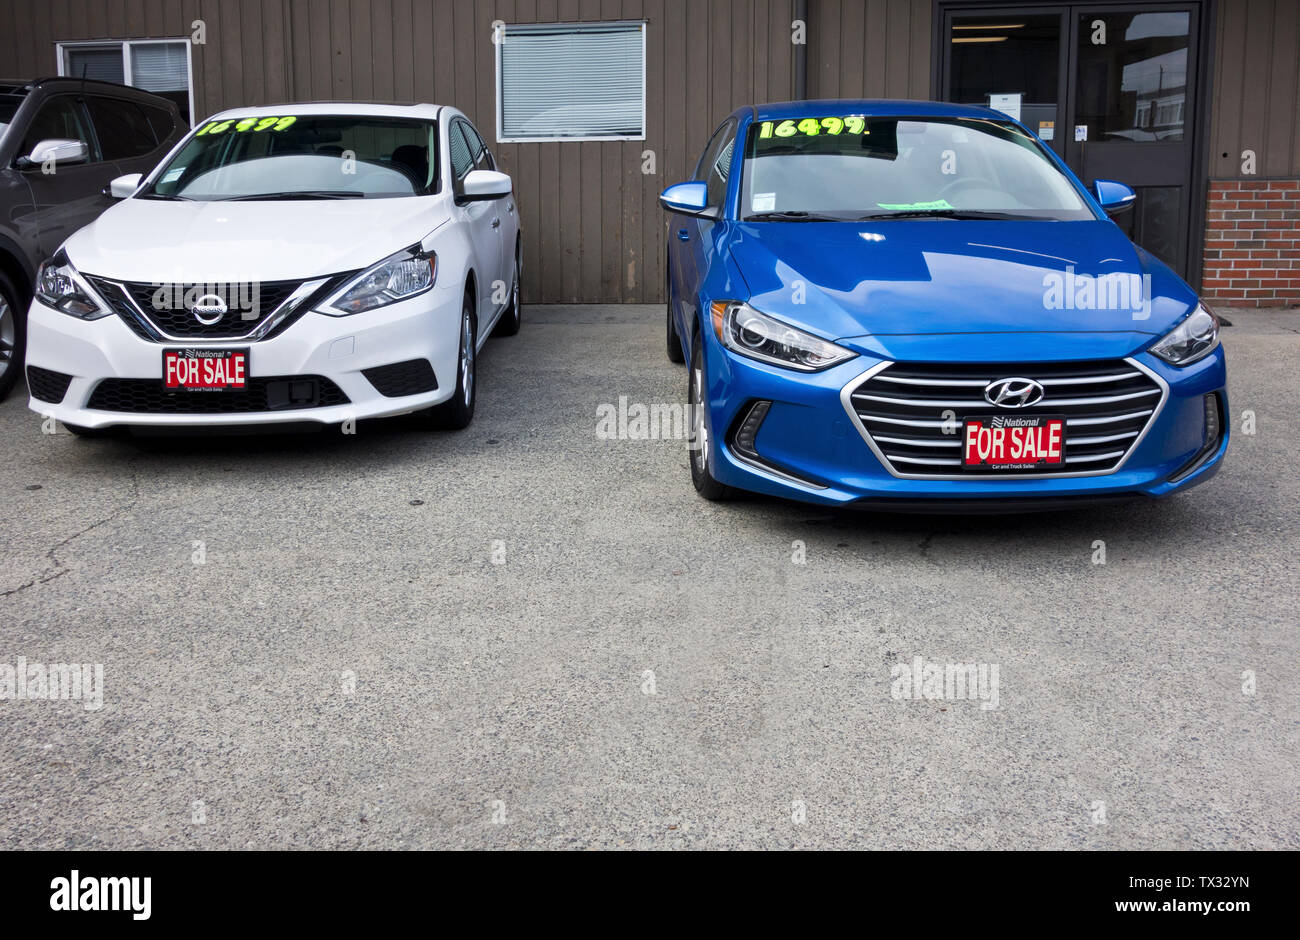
(24, 102, 522, 434)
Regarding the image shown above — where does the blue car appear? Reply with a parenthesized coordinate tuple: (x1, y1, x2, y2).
(660, 99, 1227, 511)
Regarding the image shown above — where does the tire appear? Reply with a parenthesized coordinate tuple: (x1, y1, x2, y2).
(688, 336, 731, 501)
(666, 270, 684, 363)
(493, 246, 522, 337)
(0, 270, 25, 402)
(416, 292, 477, 431)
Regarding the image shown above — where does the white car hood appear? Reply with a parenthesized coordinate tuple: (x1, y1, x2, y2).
(63, 196, 450, 282)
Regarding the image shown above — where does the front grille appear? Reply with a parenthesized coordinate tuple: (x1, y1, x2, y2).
(846, 359, 1164, 477)
(27, 366, 73, 404)
(85, 276, 303, 340)
(362, 359, 438, 397)
(87, 376, 350, 414)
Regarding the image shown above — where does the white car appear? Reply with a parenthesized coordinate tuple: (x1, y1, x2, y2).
(24, 102, 522, 433)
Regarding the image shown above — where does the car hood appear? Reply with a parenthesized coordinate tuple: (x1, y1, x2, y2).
(728, 220, 1197, 358)
(62, 196, 450, 282)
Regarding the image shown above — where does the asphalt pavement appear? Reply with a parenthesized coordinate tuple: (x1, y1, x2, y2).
(1, 304, 1296, 849)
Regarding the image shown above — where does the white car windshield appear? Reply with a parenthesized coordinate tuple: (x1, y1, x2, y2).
(740, 115, 1095, 221)
(145, 114, 439, 201)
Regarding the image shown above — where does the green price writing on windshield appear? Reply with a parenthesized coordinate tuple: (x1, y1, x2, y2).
(757, 116, 867, 139)
(196, 115, 299, 136)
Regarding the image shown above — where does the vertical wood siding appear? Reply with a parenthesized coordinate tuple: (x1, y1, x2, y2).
(1209, 0, 1300, 179)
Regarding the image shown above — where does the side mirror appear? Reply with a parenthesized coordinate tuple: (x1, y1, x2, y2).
(20, 138, 88, 168)
(459, 169, 512, 202)
(1094, 179, 1136, 216)
(107, 173, 144, 199)
(659, 181, 713, 217)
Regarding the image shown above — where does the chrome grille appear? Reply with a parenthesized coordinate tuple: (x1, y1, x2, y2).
(844, 359, 1165, 478)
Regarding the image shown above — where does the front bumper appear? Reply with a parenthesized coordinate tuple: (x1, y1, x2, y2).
(700, 334, 1229, 509)
(24, 280, 466, 428)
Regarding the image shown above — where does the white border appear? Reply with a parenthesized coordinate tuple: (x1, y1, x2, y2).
(495, 20, 647, 144)
(56, 37, 196, 127)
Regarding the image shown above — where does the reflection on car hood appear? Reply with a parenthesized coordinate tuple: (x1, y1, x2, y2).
(728, 220, 1198, 353)
(62, 196, 449, 282)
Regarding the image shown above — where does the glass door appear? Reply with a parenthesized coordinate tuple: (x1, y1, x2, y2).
(941, 3, 1202, 279)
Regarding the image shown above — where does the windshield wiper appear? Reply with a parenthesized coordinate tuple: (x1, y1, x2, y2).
(854, 209, 1027, 221)
(220, 190, 366, 201)
(744, 211, 843, 222)
(138, 192, 193, 201)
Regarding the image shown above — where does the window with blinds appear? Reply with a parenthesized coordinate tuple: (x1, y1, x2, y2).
(497, 22, 646, 142)
(59, 40, 192, 124)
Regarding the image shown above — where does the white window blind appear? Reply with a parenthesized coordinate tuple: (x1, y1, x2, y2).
(130, 42, 189, 93)
(65, 47, 125, 84)
(498, 22, 645, 141)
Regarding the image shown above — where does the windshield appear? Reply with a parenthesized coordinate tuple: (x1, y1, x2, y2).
(740, 115, 1094, 221)
(145, 114, 439, 200)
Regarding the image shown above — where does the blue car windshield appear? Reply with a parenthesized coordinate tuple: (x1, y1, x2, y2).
(740, 115, 1095, 221)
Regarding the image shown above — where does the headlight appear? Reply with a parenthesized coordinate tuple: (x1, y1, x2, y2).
(1150, 304, 1220, 366)
(317, 246, 437, 316)
(711, 301, 855, 372)
(35, 251, 110, 320)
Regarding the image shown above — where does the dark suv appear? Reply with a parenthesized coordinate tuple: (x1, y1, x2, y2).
(0, 77, 186, 399)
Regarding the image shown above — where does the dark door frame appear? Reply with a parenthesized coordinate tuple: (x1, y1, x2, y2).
(930, 0, 1217, 291)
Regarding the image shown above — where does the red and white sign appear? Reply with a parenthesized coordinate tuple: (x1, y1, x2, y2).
(963, 416, 1064, 471)
(163, 349, 248, 391)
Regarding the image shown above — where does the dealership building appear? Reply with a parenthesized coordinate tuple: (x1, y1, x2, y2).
(2, 0, 1296, 306)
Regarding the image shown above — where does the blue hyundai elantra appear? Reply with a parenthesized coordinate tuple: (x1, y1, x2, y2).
(660, 99, 1227, 510)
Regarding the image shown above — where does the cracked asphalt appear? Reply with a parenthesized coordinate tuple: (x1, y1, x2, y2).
(1, 304, 1297, 849)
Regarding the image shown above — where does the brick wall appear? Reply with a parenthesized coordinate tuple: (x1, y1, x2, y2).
(1202, 179, 1300, 307)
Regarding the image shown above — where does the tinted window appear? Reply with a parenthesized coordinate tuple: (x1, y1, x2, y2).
(448, 122, 474, 179)
(19, 96, 92, 159)
(87, 97, 157, 159)
(142, 104, 176, 144)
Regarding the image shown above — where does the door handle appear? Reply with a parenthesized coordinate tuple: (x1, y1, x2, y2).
(677, 229, 690, 241)
(491, 218, 501, 229)
(506, 202, 514, 214)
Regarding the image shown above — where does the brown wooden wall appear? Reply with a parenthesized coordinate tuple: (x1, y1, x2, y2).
(806, 0, 932, 100)
(1209, 0, 1300, 180)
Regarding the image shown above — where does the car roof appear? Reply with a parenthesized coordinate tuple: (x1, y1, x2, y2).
(0, 76, 168, 97)
(206, 101, 444, 122)
(745, 98, 1006, 123)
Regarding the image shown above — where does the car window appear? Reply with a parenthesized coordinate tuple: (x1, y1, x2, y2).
(146, 115, 440, 200)
(141, 104, 176, 145)
(694, 121, 736, 209)
(739, 115, 1094, 221)
(448, 121, 474, 179)
(19, 96, 93, 160)
(87, 97, 157, 159)
(462, 121, 494, 170)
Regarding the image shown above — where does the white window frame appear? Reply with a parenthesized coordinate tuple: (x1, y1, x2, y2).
(56, 38, 196, 127)
(495, 20, 647, 144)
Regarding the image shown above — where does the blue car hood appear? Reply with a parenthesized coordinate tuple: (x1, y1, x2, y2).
(728, 220, 1197, 360)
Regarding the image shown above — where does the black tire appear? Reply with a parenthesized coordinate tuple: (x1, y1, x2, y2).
(493, 245, 522, 337)
(0, 270, 25, 401)
(417, 292, 477, 431)
(688, 336, 731, 501)
(666, 270, 684, 363)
